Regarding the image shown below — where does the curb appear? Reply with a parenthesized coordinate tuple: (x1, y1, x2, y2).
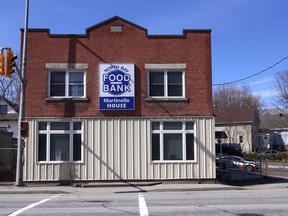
(0, 189, 69, 194)
(0, 185, 239, 195)
(148, 186, 244, 192)
(74, 181, 162, 188)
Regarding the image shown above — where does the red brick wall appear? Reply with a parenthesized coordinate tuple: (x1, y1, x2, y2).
(24, 17, 212, 118)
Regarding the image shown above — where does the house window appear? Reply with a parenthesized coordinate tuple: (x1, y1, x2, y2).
(151, 121, 195, 161)
(38, 121, 83, 162)
(148, 71, 184, 98)
(49, 71, 85, 98)
(239, 135, 243, 143)
(0, 105, 8, 114)
(0, 127, 7, 131)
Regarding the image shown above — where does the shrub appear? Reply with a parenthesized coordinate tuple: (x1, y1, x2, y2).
(243, 152, 258, 160)
(231, 152, 288, 163)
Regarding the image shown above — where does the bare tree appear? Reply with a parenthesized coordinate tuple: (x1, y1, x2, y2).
(264, 70, 288, 130)
(0, 74, 20, 104)
(213, 84, 262, 110)
(0, 53, 21, 105)
(273, 69, 288, 109)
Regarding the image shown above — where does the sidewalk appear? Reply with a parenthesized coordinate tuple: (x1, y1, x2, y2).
(0, 181, 245, 195)
(267, 162, 288, 169)
(2, 167, 288, 195)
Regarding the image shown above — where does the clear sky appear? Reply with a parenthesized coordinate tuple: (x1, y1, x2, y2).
(2, 0, 288, 107)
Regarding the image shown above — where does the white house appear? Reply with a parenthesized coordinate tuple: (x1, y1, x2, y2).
(0, 96, 18, 139)
(214, 106, 260, 153)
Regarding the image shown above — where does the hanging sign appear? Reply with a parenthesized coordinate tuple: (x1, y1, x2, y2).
(99, 63, 135, 110)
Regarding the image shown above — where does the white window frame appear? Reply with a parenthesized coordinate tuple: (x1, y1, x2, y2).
(151, 121, 196, 162)
(48, 70, 86, 98)
(37, 121, 83, 163)
(46, 63, 88, 99)
(148, 70, 185, 98)
(145, 64, 186, 99)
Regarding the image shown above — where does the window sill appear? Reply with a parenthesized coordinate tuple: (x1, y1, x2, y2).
(45, 97, 90, 103)
(145, 97, 188, 102)
(37, 161, 83, 164)
(151, 160, 196, 163)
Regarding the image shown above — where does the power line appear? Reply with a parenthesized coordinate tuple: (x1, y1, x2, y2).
(212, 56, 288, 86)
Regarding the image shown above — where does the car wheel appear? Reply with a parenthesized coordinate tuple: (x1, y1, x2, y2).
(246, 165, 252, 172)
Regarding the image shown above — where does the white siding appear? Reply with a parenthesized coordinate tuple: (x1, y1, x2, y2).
(0, 99, 18, 138)
(24, 117, 215, 181)
(216, 125, 253, 153)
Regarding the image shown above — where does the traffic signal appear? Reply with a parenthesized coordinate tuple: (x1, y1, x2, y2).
(0, 53, 4, 75)
(5, 49, 17, 78)
(21, 122, 29, 138)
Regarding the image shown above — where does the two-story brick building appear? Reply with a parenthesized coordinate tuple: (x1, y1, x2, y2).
(22, 16, 215, 182)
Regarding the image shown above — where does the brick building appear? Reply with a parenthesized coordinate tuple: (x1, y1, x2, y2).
(22, 16, 215, 182)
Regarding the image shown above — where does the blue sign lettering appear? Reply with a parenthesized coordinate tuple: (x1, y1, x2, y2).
(99, 97, 134, 110)
(103, 70, 131, 95)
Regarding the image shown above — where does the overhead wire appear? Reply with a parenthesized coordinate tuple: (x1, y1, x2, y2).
(212, 56, 288, 86)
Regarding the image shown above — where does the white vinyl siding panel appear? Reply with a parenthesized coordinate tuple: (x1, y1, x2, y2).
(23, 117, 215, 181)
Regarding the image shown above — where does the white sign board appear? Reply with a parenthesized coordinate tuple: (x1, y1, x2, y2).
(99, 63, 135, 110)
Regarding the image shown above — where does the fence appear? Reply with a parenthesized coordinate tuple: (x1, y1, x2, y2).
(0, 148, 17, 181)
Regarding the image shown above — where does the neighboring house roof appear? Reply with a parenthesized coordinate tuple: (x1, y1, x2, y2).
(260, 108, 288, 131)
(260, 114, 288, 130)
(0, 113, 19, 121)
(214, 106, 257, 124)
(0, 96, 19, 121)
(262, 108, 288, 115)
(0, 96, 18, 113)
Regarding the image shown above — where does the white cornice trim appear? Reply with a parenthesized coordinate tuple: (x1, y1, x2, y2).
(145, 63, 186, 70)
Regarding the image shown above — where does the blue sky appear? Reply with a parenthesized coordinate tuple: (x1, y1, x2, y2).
(2, 0, 288, 107)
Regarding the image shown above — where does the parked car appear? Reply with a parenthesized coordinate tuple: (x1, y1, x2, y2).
(260, 150, 281, 157)
(220, 155, 259, 172)
(216, 156, 234, 169)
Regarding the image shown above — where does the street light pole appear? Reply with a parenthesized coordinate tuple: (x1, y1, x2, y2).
(15, 0, 29, 186)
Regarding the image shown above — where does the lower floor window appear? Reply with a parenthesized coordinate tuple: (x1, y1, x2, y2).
(151, 121, 196, 161)
(38, 121, 82, 162)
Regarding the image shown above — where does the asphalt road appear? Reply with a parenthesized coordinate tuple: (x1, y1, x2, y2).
(1, 163, 288, 215)
(2, 183, 288, 216)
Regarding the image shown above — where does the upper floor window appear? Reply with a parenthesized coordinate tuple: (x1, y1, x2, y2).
(49, 71, 85, 98)
(148, 71, 184, 97)
(145, 64, 186, 99)
(0, 105, 8, 114)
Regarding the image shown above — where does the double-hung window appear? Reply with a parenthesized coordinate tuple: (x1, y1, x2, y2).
(151, 121, 195, 161)
(49, 71, 85, 98)
(148, 71, 184, 98)
(38, 121, 83, 162)
(145, 64, 186, 99)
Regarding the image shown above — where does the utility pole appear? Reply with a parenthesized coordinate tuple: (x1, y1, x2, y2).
(15, 0, 29, 186)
